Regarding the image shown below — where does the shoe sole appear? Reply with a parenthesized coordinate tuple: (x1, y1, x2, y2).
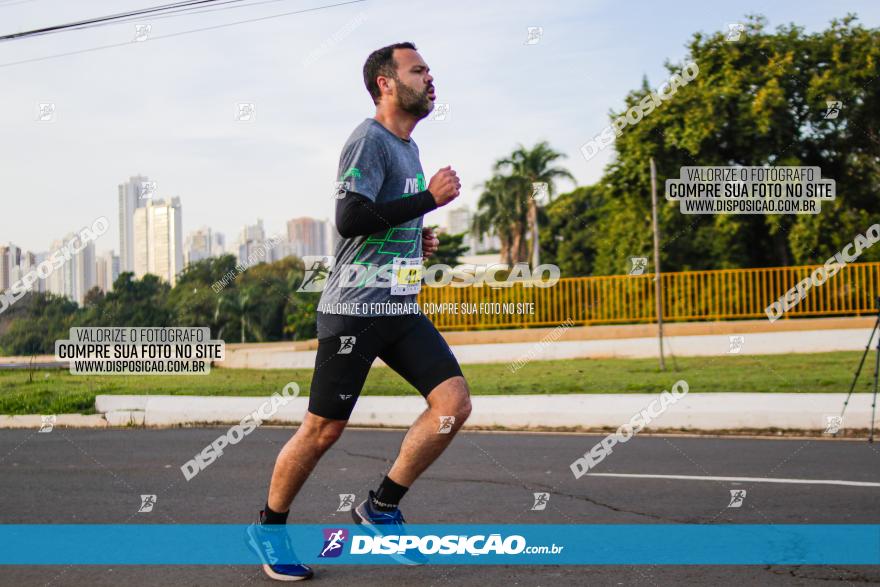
(260, 564, 312, 582)
(351, 503, 427, 566)
(245, 524, 314, 582)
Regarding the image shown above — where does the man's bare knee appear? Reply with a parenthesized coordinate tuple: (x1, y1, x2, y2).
(456, 395, 472, 423)
(428, 376, 472, 425)
(448, 394, 471, 425)
(298, 412, 347, 452)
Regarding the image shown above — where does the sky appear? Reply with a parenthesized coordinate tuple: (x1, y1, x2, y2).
(2, 0, 879, 255)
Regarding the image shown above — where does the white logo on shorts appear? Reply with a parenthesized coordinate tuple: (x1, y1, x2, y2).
(338, 336, 356, 354)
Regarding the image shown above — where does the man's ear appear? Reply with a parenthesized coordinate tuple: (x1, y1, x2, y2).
(376, 75, 394, 99)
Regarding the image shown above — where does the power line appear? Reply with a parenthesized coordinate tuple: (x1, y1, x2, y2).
(0, 0, 39, 7)
(12, 0, 307, 38)
(0, 0, 367, 68)
(0, 0, 239, 42)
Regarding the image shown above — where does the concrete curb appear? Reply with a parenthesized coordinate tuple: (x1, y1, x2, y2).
(2, 393, 871, 431)
(0, 414, 108, 429)
(43, 393, 873, 431)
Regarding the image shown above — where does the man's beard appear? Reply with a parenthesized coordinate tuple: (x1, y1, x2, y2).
(395, 78, 433, 119)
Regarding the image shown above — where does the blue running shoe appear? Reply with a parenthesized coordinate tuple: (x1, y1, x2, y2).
(351, 490, 428, 566)
(246, 514, 314, 582)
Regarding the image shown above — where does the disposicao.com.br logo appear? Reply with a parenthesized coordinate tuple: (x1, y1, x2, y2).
(331, 531, 564, 557)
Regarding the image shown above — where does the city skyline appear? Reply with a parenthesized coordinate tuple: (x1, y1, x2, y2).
(3, 171, 484, 261)
(0, 173, 489, 306)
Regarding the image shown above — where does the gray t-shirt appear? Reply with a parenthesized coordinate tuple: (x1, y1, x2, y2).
(318, 118, 426, 316)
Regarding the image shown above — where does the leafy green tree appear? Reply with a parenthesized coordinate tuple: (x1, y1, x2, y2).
(240, 257, 299, 341)
(541, 185, 609, 277)
(170, 255, 239, 335)
(587, 14, 880, 274)
(0, 292, 78, 355)
(82, 286, 104, 308)
(77, 272, 173, 326)
(215, 285, 264, 343)
(280, 258, 319, 341)
(0, 256, 323, 353)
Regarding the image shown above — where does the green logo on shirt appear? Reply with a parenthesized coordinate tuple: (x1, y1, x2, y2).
(342, 167, 362, 180)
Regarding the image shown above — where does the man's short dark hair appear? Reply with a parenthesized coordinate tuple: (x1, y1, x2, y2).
(363, 42, 417, 105)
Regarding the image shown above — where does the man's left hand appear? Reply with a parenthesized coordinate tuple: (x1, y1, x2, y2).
(422, 227, 439, 258)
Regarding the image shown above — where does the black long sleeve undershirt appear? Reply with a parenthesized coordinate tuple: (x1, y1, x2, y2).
(335, 190, 438, 238)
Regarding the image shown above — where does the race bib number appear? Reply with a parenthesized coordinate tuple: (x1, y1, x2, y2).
(391, 257, 423, 296)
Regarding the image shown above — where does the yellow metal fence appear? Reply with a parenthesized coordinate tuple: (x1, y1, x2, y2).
(418, 262, 880, 331)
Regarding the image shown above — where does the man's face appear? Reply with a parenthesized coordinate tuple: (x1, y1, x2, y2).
(387, 49, 435, 119)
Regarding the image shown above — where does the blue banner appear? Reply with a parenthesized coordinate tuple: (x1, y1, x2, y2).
(0, 524, 877, 565)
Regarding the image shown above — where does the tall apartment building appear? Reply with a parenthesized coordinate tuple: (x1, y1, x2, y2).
(185, 227, 214, 266)
(118, 175, 150, 272)
(133, 197, 184, 286)
(8, 250, 43, 294)
(95, 256, 108, 292)
(45, 235, 95, 305)
(286, 217, 328, 258)
(237, 219, 266, 265)
(211, 231, 226, 256)
(0, 244, 17, 291)
(95, 250, 120, 292)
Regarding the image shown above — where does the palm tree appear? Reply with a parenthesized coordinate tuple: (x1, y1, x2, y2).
(493, 141, 575, 265)
(214, 285, 264, 343)
(473, 174, 529, 265)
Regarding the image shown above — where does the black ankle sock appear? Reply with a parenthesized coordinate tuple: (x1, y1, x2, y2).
(371, 475, 409, 512)
(261, 502, 289, 525)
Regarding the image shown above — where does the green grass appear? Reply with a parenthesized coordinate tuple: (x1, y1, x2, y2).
(0, 351, 873, 415)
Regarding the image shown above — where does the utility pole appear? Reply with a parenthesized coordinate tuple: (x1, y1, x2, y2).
(650, 158, 665, 371)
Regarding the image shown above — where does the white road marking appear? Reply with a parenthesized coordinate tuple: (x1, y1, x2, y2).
(587, 473, 880, 488)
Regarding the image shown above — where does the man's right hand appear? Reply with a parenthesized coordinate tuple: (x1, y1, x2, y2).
(427, 166, 461, 207)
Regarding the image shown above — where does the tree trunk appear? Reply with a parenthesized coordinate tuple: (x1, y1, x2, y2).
(510, 231, 522, 264)
(512, 223, 529, 263)
(499, 233, 513, 266)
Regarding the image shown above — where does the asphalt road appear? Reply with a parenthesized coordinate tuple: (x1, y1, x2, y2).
(1, 428, 878, 586)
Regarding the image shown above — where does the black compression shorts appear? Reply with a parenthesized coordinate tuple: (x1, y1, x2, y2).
(307, 312, 463, 420)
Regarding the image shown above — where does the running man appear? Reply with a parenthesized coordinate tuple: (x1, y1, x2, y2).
(247, 42, 471, 581)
